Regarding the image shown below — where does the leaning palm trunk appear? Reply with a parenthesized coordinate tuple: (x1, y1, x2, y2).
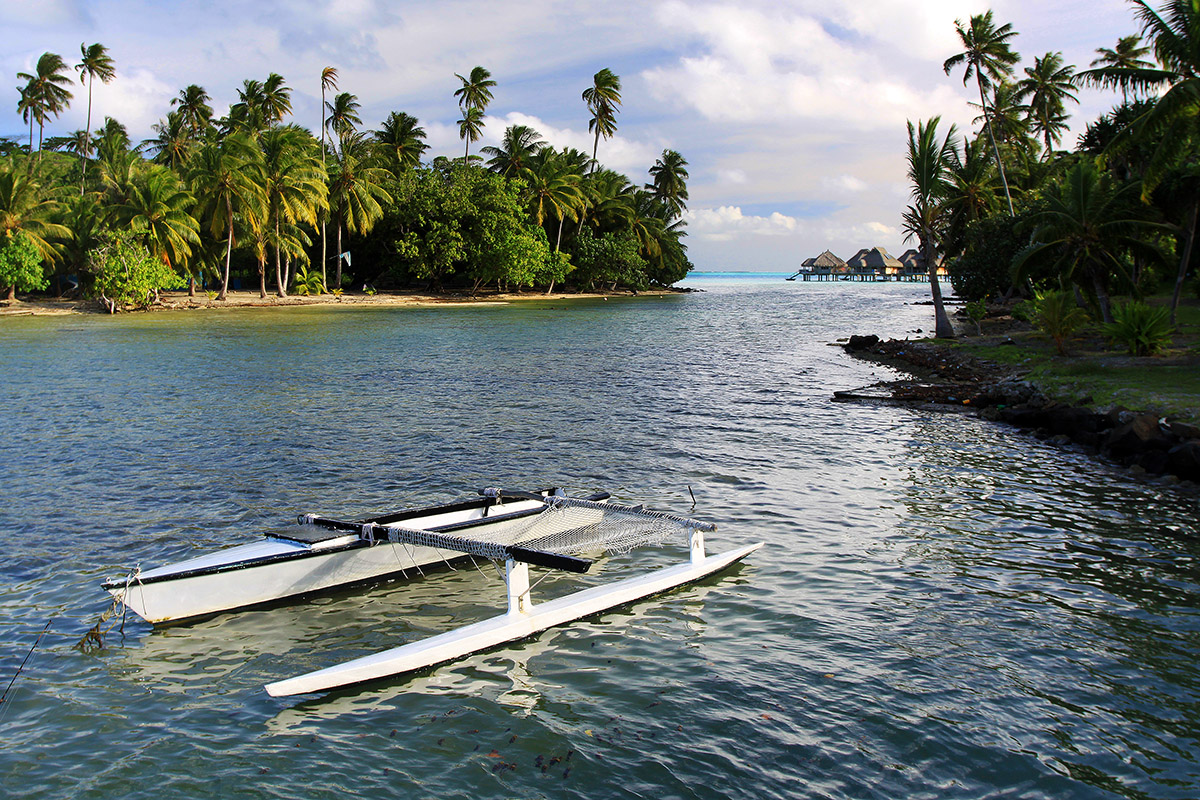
(1171, 200, 1198, 325)
(335, 221, 343, 291)
(258, 255, 268, 299)
(923, 233, 955, 338)
(978, 77, 1015, 217)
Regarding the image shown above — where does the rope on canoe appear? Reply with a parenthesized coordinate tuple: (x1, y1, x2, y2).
(75, 567, 137, 652)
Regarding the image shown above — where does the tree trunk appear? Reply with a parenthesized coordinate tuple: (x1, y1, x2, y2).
(1170, 199, 1198, 325)
(5, 284, 14, 301)
(978, 77, 1015, 217)
(219, 199, 233, 300)
(335, 222, 343, 290)
(1091, 270, 1113, 324)
(274, 216, 286, 297)
(924, 233, 955, 339)
(188, 276, 196, 297)
(81, 81, 93, 195)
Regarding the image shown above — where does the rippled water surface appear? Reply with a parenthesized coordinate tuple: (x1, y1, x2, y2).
(2, 276, 1199, 799)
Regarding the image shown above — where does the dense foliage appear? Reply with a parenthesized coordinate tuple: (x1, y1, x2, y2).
(3, 52, 694, 307)
(908, 2, 1200, 344)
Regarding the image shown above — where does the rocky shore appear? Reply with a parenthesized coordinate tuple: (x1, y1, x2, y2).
(840, 335, 1200, 486)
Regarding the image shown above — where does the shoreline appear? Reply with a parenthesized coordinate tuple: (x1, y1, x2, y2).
(839, 333, 1200, 488)
(0, 286, 690, 317)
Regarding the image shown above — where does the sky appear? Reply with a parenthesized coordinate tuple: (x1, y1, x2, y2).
(1, 0, 1145, 271)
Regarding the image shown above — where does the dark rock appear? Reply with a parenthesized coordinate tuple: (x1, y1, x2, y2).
(1105, 414, 1173, 457)
(1168, 442, 1200, 482)
(1138, 449, 1170, 475)
(1169, 421, 1200, 441)
(846, 334, 880, 351)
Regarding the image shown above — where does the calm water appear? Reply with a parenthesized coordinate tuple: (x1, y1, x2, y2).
(1, 275, 1198, 799)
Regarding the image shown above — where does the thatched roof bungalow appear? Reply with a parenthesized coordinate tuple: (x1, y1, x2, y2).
(809, 250, 847, 273)
(848, 246, 902, 275)
(898, 248, 948, 276)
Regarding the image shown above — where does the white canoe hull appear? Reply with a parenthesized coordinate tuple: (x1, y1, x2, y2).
(104, 497, 549, 624)
(265, 541, 763, 697)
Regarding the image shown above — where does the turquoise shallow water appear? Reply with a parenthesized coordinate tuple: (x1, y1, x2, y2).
(1, 277, 1199, 799)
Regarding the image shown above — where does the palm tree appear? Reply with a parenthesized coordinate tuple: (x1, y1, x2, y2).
(229, 78, 266, 133)
(454, 66, 495, 167)
(327, 131, 391, 290)
(1089, 34, 1154, 103)
(582, 69, 622, 173)
(171, 85, 213, 137)
(324, 91, 361, 141)
(454, 66, 496, 114)
(260, 73, 292, 124)
(75, 43, 116, 194)
(187, 133, 266, 300)
(944, 12, 1020, 216)
(942, 135, 999, 258)
(319, 67, 338, 290)
(144, 111, 192, 171)
(903, 117, 959, 339)
(1017, 52, 1078, 157)
(1013, 161, 1168, 323)
(481, 124, 545, 177)
(372, 112, 429, 175)
(647, 150, 689, 219)
(521, 147, 585, 255)
(16, 52, 74, 162)
(457, 106, 485, 166)
(110, 165, 200, 274)
(1078, 1, 1200, 322)
(0, 159, 69, 275)
(259, 125, 326, 296)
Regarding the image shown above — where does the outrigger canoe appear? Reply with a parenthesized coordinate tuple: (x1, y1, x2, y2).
(103, 488, 597, 624)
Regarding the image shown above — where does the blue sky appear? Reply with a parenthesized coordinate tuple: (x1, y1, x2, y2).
(2, 0, 1144, 270)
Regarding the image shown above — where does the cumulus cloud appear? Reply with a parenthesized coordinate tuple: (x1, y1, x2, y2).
(686, 206, 799, 241)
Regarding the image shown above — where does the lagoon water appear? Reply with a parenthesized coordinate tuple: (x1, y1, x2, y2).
(1, 274, 1199, 799)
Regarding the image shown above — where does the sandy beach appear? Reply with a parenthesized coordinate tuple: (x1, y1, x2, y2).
(0, 287, 684, 317)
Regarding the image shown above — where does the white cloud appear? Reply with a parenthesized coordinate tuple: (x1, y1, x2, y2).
(686, 206, 798, 241)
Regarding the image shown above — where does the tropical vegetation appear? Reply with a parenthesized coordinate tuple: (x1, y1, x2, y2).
(908, 1, 1200, 352)
(2, 53, 694, 309)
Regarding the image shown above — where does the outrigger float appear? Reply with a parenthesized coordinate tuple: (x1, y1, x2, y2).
(264, 492, 762, 697)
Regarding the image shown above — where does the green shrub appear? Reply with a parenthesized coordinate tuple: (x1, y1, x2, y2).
(964, 299, 986, 335)
(87, 231, 183, 312)
(1103, 300, 1173, 356)
(0, 231, 47, 297)
(949, 213, 1030, 301)
(293, 265, 324, 296)
(1032, 289, 1090, 355)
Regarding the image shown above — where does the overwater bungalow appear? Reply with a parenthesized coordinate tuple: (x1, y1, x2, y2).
(898, 248, 948, 278)
(845, 247, 902, 280)
(789, 250, 847, 281)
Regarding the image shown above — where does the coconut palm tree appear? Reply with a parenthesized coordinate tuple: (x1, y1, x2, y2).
(144, 111, 193, 171)
(942, 135, 999, 258)
(260, 73, 292, 125)
(903, 117, 959, 339)
(327, 131, 391, 290)
(1017, 52, 1078, 158)
(1013, 160, 1169, 323)
(454, 66, 496, 115)
(187, 133, 266, 300)
(324, 91, 361, 142)
(1089, 34, 1154, 103)
(647, 149, 689, 219)
(0, 159, 69, 274)
(521, 148, 585, 253)
(110, 165, 200, 274)
(75, 43, 116, 194)
(944, 12, 1020, 216)
(371, 111, 428, 175)
(582, 69, 621, 173)
(481, 124, 545, 177)
(16, 52, 74, 163)
(259, 125, 326, 296)
(171, 85, 213, 137)
(457, 106, 485, 166)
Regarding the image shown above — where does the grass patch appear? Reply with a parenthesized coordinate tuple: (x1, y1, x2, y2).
(936, 294, 1200, 424)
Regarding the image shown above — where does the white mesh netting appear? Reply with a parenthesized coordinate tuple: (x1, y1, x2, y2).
(368, 497, 715, 564)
